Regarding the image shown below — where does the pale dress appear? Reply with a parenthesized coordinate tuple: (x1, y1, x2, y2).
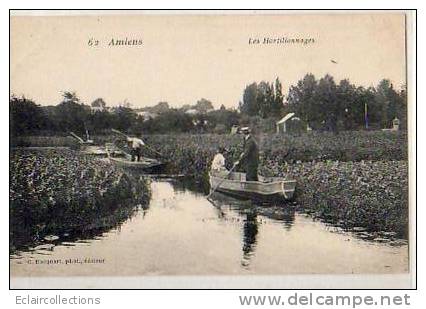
(211, 153, 227, 172)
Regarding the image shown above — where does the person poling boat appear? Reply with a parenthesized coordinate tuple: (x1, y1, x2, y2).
(84, 125, 94, 144)
(208, 127, 296, 201)
(111, 129, 145, 162)
(111, 128, 164, 162)
(126, 136, 145, 162)
(235, 127, 259, 181)
(208, 128, 260, 198)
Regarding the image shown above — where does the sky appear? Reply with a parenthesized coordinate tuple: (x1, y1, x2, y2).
(10, 12, 407, 109)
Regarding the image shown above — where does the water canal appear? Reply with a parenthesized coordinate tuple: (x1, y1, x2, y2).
(10, 178, 408, 276)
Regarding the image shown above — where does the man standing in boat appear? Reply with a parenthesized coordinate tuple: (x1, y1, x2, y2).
(127, 135, 145, 162)
(237, 127, 259, 181)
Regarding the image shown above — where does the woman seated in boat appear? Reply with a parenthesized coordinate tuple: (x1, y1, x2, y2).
(210, 147, 228, 175)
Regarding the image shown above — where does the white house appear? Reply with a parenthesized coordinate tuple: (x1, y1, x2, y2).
(91, 106, 105, 112)
(276, 113, 295, 133)
(185, 109, 199, 115)
(137, 111, 158, 121)
(90, 98, 107, 112)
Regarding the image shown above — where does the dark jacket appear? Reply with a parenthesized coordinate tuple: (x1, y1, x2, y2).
(240, 135, 259, 181)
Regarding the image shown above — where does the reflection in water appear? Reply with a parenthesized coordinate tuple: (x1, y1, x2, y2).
(14, 204, 146, 254)
(169, 175, 210, 195)
(281, 210, 295, 230)
(207, 198, 226, 219)
(262, 207, 295, 231)
(10, 167, 152, 254)
(10, 178, 409, 277)
(241, 210, 258, 267)
(206, 189, 296, 267)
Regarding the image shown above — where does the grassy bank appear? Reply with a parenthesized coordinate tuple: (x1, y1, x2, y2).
(10, 131, 409, 239)
(143, 133, 409, 238)
(9, 149, 151, 252)
(274, 161, 408, 238)
(12, 131, 407, 162)
(11, 135, 77, 148)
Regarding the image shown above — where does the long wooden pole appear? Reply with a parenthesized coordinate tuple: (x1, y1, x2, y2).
(364, 102, 369, 129)
(111, 128, 164, 157)
(207, 162, 239, 198)
(111, 128, 128, 138)
(69, 132, 85, 144)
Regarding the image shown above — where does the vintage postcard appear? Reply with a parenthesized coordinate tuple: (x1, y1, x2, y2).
(9, 10, 415, 289)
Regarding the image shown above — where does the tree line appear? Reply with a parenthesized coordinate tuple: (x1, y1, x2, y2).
(9, 92, 240, 137)
(10, 74, 407, 137)
(239, 75, 407, 131)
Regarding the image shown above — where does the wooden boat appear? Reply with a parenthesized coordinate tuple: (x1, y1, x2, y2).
(105, 143, 163, 170)
(209, 171, 296, 201)
(108, 155, 163, 170)
(80, 145, 109, 156)
(80, 143, 123, 156)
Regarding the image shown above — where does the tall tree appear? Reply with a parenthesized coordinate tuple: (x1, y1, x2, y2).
(397, 85, 407, 129)
(286, 73, 318, 127)
(374, 79, 402, 128)
(240, 83, 259, 116)
(10, 95, 49, 136)
(91, 98, 106, 109)
(257, 81, 273, 118)
(195, 98, 214, 113)
(316, 74, 338, 132)
(336, 79, 357, 130)
(54, 91, 90, 134)
(272, 77, 284, 117)
(111, 105, 138, 133)
(62, 91, 80, 103)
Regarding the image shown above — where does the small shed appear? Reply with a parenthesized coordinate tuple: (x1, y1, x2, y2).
(185, 109, 199, 115)
(392, 117, 400, 130)
(382, 117, 401, 132)
(137, 111, 158, 121)
(276, 113, 295, 133)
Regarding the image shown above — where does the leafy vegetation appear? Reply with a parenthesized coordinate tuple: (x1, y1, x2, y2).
(141, 133, 408, 237)
(9, 130, 409, 242)
(142, 131, 407, 174)
(9, 149, 151, 252)
(10, 75, 406, 137)
(271, 160, 408, 238)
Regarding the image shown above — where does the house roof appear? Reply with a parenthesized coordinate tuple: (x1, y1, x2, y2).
(276, 113, 295, 124)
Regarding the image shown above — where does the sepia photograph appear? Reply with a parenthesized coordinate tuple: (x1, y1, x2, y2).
(9, 10, 415, 289)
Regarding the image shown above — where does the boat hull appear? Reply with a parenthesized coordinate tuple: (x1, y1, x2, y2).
(80, 145, 123, 157)
(209, 171, 296, 201)
(109, 156, 163, 170)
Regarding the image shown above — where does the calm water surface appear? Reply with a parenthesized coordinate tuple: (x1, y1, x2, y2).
(10, 179, 408, 276)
